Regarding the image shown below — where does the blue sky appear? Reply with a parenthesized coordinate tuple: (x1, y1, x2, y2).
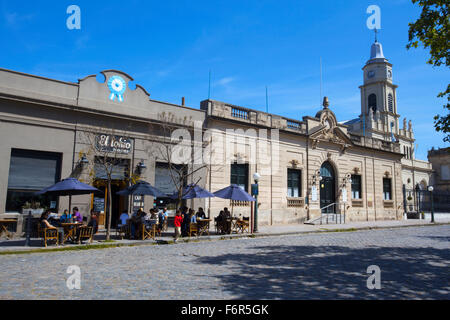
(0, 0, 448, 160)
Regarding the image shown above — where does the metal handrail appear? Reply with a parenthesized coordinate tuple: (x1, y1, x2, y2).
(320, 202, 338, 211)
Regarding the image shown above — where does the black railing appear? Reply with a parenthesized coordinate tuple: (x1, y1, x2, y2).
(403, 185, 450, 213)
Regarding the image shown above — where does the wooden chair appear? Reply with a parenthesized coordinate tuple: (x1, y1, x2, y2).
(242, 217, 250, 233)
(78, 226, 93, 244)
(141, 224, 155, 240)
(117, 222, 130, 240)
(214, 217, 223, 234)
(189, 223, 198, 237)
(37, 224, 59, 247)
(237, 218, 250, 233)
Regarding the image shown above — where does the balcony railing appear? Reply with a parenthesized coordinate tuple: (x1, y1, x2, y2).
(231, 107, 249, 120)
(287, 120, 302, 131)
(287, 198, 304, 208)
(231, 200, 250, 207)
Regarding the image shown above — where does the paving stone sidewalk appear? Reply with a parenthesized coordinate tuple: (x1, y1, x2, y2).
(0, 218, 449, 253)
(0, 224, 448, 299)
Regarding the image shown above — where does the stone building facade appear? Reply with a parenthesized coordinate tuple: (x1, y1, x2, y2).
(428, 147, 450, 192)
(0, 40, 433, 230)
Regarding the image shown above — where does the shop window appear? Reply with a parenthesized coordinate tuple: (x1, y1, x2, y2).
(154, 162, 187, 196)
(6, 149, 62, 212)
(287, 169, 302, 197)
(94, 157, 130, 180)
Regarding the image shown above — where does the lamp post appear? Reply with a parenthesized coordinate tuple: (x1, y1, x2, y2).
(137, 160, 147, 175)
(24, 210, 32, 247)
(252, 173, 261, 233)
(428, 186, 434, 223)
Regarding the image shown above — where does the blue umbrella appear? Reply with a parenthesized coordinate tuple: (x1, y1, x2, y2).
(169, 184, 215, 200)
(213, 184, 255, 221)
(213, 184, 255, 202)
(36, 178, 101, 196)
(116, 180, 166, 198)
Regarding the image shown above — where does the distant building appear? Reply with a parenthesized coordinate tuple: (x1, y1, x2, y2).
(428, 147, 450, 192)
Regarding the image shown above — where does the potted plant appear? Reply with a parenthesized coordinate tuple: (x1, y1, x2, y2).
(22, 201, 45, 215)
(407, 195, 413, 201)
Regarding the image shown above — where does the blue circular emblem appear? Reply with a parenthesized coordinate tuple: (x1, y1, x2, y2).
(107, 76, 127, 102)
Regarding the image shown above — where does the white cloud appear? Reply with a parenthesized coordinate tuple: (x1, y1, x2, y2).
(216, 77, 235, 86)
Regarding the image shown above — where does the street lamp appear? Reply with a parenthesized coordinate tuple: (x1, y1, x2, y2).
(428, 186, 435, 223)
(253, 173, 261, 233)
(137, 160, 147, 175)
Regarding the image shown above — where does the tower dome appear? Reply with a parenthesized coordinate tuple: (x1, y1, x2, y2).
(368, 41, 388, 63)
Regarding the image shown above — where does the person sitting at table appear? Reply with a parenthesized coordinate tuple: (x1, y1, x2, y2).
(222, 209, 232, 234)
(60, 210, 72, 223)
(40, 210, 58, 229)
(190, 209, 197, 224)
(87, 211, 98, 234)
(145, 209, 158, 229)
(118, 211, 129, 227)
(130, 208, 144, 239)
(196, 207, 206, 219)
(216, 210, 225, 234)
(224, 207, 232, 219)
(73, 207, 83, 223)
(40, 210, 64, 243)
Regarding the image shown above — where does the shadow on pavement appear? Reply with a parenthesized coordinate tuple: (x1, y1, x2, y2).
(195, 245, 450, 299)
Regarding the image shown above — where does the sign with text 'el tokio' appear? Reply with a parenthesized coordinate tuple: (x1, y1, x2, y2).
(95, 134, 132, 154)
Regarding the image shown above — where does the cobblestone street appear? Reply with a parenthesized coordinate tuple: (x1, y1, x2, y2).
(0, 225, 449, 300)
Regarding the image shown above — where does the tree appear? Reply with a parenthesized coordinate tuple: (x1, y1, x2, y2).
(407, 0, 450, 142)
(147, 112, 214, 210)
(78, 125, 138, 241)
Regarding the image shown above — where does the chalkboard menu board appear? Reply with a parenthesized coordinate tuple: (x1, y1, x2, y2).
(132, 195, 144, 213)
(93, 197, 105, 213)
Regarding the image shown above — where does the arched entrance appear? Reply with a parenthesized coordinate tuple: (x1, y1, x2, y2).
(320, 161, 336, 213)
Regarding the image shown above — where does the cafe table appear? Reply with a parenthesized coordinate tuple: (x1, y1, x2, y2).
(0, 219, 16, 239)
(60, 222, 82, 244)
(196, 218, 211, 236)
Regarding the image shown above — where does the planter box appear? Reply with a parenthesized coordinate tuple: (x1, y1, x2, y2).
(407, 212, 420, 219)
(21, 208, 44, 215)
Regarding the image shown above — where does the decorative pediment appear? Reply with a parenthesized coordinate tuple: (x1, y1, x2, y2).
(309, 98, 353, 152)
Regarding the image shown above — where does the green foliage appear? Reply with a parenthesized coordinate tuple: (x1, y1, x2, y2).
(407, 0, 450, 142)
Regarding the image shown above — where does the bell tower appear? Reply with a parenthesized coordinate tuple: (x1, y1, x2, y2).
(359, 39, 400, 141)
